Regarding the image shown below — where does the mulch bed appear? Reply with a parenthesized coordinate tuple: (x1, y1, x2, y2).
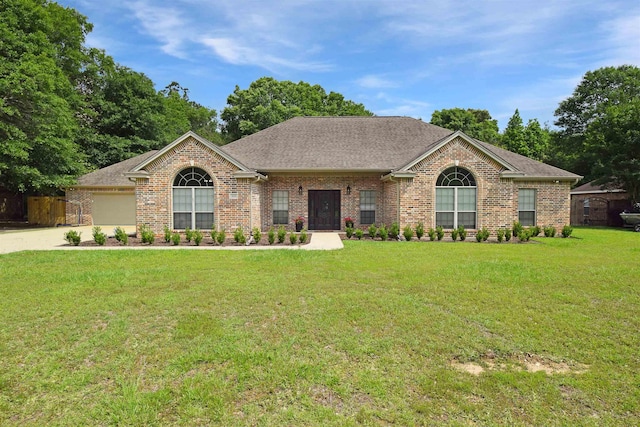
(72, 234, 313, 247)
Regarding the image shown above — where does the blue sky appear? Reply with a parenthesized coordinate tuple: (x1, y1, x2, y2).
(60, 0, 639, 130)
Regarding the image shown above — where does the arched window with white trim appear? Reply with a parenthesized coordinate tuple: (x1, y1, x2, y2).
(172, 167, 214, 229)
(435, 166, 477, 229)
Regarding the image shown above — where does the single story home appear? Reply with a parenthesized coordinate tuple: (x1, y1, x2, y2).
(570, 181, 631, 227)
(66, 116, 581, 234)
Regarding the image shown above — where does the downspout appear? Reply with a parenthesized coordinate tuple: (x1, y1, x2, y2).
(65, 200, 83, 226)
(386, 174, 401, 224)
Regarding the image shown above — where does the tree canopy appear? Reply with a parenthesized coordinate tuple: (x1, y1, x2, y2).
(502, 109, 550, 161)
(430, 108, 500, 144)
(221, 77, 373, 141)
(553, 65, 640, 202)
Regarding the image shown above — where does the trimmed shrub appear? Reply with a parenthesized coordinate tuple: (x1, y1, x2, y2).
(185, 227, 193, 243)
(233, 227, 246, 244)
(171, 232, 180, 245)
(289, 232, 298, 244)
(458, 225, 467, 241)
(451, 228, 459, 241)
(561, 225, 573, 238)
(368, 223, 378, 239)
(193, 229, 203, 246)
(277, 226, 287, 243)
(355, 229, 364, 240)
(216, 228, 226, 245)
(389, 222, 400, 240)
(345, 226, 354, 239)
(475, 227, 489, 242)
(378, 225, 388, 241)
(403, 225, 413, 241)
(518, 229, 532, 242)
(252, 227, 262, 244)
(64, 230, 81, 246)
(436, 226, 444, 241)
(299, 228, 308, 243)
(211, 228, 217, 243)
(544, 225, 557, 237)
(114, 227, 128, 245)
(163, 225, 172, 243)
(415, 222, 425, 240)
(497, 228, 505, 243)
(92, 226, 106, 245)
(140, 224, 155, 244)
(512, 221, 523, 238)
(530, 225, 541, 237)
(504, 228, 512, 242)
(267, 227, 276, 245)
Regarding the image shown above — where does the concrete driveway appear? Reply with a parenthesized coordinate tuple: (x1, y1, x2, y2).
(0, 226, 342, 254)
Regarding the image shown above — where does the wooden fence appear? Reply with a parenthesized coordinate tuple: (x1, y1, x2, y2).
(27, 197, 66, 226)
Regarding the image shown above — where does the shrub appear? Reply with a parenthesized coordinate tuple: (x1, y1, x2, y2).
(64, 230, 81, 246)
(368, 223, 377, 239)
(289, 232, 298, 244)
(428, 227, 436, 241)
(163, 225, 172, 243)
(140, 224, 155, 244)
(389, 222, 400, 239)
(403, 225, 413, 241)
(355, 228, 364, 240)
(451, 228, 459, 241)
(415, 222, 425, 240)
(299, 228, 308, 243)
(233, 226, 246, 244)
(544, 225, 556, 238)
(530, 225, 541, 237)
(277, 226, 287, 243)
(216, 228, 226, 245)
(252, 227, 262, 244)
(185, 227, 193, 242)
(518, 229, 532, 242)
(497, 228, 505, 243)
(171, 232, 180, 245)
(378, 225, 388, 241)
(458, 225, 467, 241)
(92, 226, 106, 245)
(504, 227, 512, 242)
(193, 229, 203, 246)
(475, 227, 489, 242)
(267, 227, 276, 245)
(561, 225, 573, 238)
(345, 226, 354, 239)
(114, 227, 128, 245)
(436, 226, 444, 241)
(210, 228, 217, 243)
(512, 221, 523, 238)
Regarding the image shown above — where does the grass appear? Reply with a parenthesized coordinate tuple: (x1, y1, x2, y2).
(0, 227, 638, 425)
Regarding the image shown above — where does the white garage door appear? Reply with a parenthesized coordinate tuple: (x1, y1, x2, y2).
(92, 193, 136, 226)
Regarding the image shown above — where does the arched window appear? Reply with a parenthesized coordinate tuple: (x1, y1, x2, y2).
(435, 167, 476, 229)
(172, 167, 214, 229)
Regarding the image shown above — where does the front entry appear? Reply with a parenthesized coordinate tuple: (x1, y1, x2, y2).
(308, 190, 341, 230)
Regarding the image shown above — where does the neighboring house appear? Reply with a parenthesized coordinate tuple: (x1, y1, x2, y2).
(66, 116, 581, 234)
(570, 181, 631, 227)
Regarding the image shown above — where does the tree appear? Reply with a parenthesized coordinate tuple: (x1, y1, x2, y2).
(502, 109, 527, 155)
(221, 77, 372, 141)
(501, 110, 551, 161)
(0, 0, 87, 193)
(553, 65, 640, 199)
(430, 108, 500, 144)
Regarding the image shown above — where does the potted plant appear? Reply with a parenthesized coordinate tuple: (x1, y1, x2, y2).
(344, 216, 354, 228)
(294, 216, 305, 232)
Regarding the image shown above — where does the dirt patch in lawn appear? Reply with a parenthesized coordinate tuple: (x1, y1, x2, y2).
(451, 351, 589, 376)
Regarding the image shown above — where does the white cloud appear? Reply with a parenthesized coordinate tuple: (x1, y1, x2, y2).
(600, 12, 640, 66)
(355, 75, 398, 89)
(127, 1, 190, 58)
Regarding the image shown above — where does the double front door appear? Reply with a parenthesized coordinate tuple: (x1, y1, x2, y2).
(308, 190, 340, 230)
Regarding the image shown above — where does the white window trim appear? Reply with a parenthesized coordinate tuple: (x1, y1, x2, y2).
(435, 186, 477, 229)
(518, 188, 537, 226)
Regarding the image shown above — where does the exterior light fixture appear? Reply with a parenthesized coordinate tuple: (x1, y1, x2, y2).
(298, 185, 303, 195)
(346, 185, 351, 195)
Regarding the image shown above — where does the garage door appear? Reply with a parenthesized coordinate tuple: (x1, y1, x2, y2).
(92, 193, 136, 226)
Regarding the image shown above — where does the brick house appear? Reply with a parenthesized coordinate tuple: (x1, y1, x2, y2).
(66, 116, 581, 234)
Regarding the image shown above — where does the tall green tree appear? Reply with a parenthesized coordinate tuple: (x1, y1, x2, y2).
(221, 77, 372, 141)
(553, 65, 640, 199)
(502, 109, 527, 155)
(0, 0, 88, 194)
(430, 108, 500, 144)
(502, 110, 551, 161)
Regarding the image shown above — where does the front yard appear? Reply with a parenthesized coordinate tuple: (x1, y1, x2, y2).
(0, 228, 638, 425)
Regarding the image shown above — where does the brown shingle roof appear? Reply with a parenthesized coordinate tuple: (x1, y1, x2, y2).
(75, 151, 158, 187)
(222, 116, 453, 171)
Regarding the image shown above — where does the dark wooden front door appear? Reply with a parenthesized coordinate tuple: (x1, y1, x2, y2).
(308, 190, 341, 230)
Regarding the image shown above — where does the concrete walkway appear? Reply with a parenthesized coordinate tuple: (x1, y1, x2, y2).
(0, 226, 343, 254)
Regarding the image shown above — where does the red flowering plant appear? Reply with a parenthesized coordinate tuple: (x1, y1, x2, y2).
(344, 216, 354, 228)
(294, 216, 305, 225)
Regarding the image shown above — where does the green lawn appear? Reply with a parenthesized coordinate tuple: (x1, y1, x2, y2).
(1, 228, 638, 426)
